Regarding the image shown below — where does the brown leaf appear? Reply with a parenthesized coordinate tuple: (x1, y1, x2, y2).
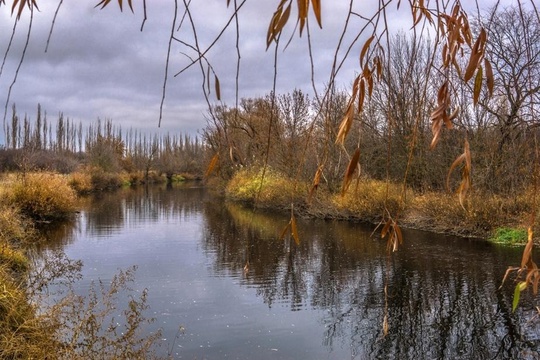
(341, 148, 361, 196)
(279, 222, 291, 241)
(360, 35, 375, 66)
(447, 140, 471, 209)
(464, 28, 486, 81)
(335, 101, 354, 145)
(214, 74, 221, 101)
(380, 219, 392, 239)
(484, 58, 494, 96)
(298, 0, 308, 35)
(310, 0, 322, 28)
(521, 227, 534, 268)
(357, 78, 365, 113)
(308, 165, 323, 202)
(204, 153, 219, 178)
(12, 0, 38, 19)
(266, 0, 289, 48)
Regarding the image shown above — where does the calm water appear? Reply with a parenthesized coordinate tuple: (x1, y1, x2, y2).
(40, 184, 540, 359)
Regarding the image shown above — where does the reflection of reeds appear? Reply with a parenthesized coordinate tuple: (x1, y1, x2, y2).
(225, 202, 289, 240)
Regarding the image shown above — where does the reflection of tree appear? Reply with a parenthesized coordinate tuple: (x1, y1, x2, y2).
(41, 184, 205, 245)
(203, 202, 540, 358)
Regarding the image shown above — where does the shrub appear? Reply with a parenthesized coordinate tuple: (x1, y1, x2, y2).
(226, 168, 306, 209)
(333, 179, 408, 223)
(0, 267, 60, 359)
(489, 227, 528, 245)
(90, 170, 123, 191)
(69, 171, 93, 195)
(9, 173, 76, 221)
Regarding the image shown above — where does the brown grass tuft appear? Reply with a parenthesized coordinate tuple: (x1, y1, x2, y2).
(8, 173, 77, 221)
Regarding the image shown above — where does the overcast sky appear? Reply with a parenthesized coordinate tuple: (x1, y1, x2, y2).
(0, 0, 516, 142)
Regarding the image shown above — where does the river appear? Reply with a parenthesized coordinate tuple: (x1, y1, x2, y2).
(38, 184, 540, 359)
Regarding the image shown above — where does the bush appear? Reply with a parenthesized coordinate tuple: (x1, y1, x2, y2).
(69, 171, 94, 195)
(489, 227, 528, 245)
(333, 179, 408, 223)
(90, 170, 123, 191)
(9, 173, 76, 221)
(226, 168, 306, 209)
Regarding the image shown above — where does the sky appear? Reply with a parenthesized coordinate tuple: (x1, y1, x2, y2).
(0, 0, 515, 143)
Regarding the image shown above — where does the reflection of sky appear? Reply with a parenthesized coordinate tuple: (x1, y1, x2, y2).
(44, 187, 540, 359)
(59, 194, 341, 359)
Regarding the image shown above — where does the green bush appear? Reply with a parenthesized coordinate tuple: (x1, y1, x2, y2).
(489, 227, 528, 245)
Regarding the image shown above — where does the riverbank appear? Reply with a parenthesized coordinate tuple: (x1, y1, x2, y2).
(219, 167, 536, 243)
(0, 168, 534, 357)
(0, 171, 163, 359)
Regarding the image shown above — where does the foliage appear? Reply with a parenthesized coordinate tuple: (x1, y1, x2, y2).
(333, 179, 406, 224)
(226, 167, 306, 209)
(68, 170, 94, 195)
(45, 266, 163, 359)
(489, 227, 528, 245)
(8, 172, 77, 221)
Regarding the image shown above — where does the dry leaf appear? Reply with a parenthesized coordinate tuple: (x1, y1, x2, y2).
(484, 58, 494, 96)
(310, 0, 322, 28)
(215, 74, 221, 101)
(473, 66, 483, 105)
(360, 35, 375, 66)
(204, 153, 219, 178)
(341, 148, 360, 196)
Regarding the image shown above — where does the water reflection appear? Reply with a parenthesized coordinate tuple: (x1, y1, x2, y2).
(203, 202, 540, 359)
(41, 185, 539, 359)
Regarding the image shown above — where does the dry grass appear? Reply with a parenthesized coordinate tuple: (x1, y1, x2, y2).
(406, 189, 534, 237)
(8, 172, 77, 221)
(332, 179, 409, 223)
(226, 167, 307, 209)
(69, 170, 94, 195)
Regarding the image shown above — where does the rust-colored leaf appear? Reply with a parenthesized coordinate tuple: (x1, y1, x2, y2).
(447, 139, 471, 209)
(204, 153, 219, 178)
(521, 227, 534, 268)
(214, 74, 221, 101)
(484, 58, 494, 96)
(266, 0, 289, 49)
(357, 78, 365, 113)
(298, 0, 308, 35)
(473, 66, 483, 105)
(12, 0, 38, 19)
(335, 101, 354, 145)
(308, 165, 323, 202)
(310, 0, 322, 28)
(360, 35, 375, 66)
(380, 219, 392, 239)
(464, 28, 486, 82)
(276, 2, 292, 36)
(341, 148, 361, 196)
(279, 222, 291, 240)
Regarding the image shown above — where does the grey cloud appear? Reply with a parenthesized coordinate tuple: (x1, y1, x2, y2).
(1, 0, 428, 142)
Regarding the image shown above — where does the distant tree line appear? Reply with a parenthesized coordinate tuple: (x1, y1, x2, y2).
(0, 104, 206, 179)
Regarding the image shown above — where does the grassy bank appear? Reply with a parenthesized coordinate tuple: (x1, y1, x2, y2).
(223, 167, 537, 242)
(0, 172, 163, 359)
